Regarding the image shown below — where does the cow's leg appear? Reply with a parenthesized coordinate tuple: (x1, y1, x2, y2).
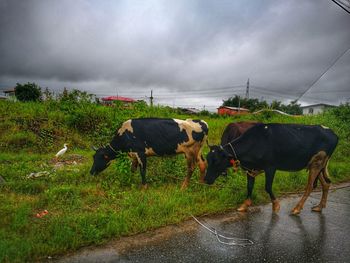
(182, 153, 196, 190)
(291, 169, 320, 215)
(265, 168, 280, 213)
(291, 152, 326, 215)
(197, 153, 207, 184)
(137, 153, 148, 190)
(128, 153, 139, 173)
(237, 174, 255, 212)
(312, 162, 331, 212)
(131, 157, 139, 173)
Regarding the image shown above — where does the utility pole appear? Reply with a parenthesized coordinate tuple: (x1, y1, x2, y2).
(238, 96, 241, 113)
(245, 78, 250, 99)
(150, 90, 154, 107)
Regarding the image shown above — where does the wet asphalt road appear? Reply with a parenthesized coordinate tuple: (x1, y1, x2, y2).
(59, 186, 350, 263)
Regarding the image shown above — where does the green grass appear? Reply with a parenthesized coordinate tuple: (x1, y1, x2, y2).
(0, 100, 350, 262)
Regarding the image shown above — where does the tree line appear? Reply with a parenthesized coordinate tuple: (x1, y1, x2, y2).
(13, 82, 94, 103)
(13, 82, 302, 115)
(223, 95, 302, 115)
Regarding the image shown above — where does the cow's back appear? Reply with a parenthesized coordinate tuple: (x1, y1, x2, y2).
(117, 118, 208, 155)
(221, 121, 260, 145)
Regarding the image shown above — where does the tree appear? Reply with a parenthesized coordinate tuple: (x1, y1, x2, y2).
(58, 88, 94, 103)
(59, 87, 69, 101)
(223, 95, 268, 112)
(15, 82, 42, 102)
(284, 100, 302, 115)
(270, 100, 282, 110)
(43, 87, 54, 101)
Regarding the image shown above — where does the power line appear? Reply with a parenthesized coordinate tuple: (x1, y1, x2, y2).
(245, 78, 250, 99)
(250, 86, 298, 96)
(331, 0, 350, 14)
(296, 46, 350, 101)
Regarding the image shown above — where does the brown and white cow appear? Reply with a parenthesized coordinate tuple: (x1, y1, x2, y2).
(90, 118, 208, 189)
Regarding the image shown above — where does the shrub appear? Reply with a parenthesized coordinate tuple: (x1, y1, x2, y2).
(15, 83, 42, 102)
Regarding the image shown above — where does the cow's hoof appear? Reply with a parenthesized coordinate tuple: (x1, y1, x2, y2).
(272, 200, 280, 213)
(311, 205, 323, 213)
(237, 205, 248, 212)
(237, 199, 252, 212)
(291, 207, 301, 215)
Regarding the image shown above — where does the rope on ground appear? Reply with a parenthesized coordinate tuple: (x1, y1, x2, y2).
(190, 214, 254, 246)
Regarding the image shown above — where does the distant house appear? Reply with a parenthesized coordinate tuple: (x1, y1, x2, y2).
(0, 87, 16, 100)
(3, 88, 16, 97)
(101, 96, 136, 106)
(217, 106, 250, 116)
(301, 103, 335, 115)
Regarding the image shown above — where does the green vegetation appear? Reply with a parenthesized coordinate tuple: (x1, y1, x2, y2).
(14, 82, 42, 102)
(0, 98, 349, 262)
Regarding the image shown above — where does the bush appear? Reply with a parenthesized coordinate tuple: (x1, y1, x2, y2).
(15, 83, 42, 102)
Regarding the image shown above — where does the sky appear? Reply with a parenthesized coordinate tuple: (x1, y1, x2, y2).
(1, 0, 350, 111)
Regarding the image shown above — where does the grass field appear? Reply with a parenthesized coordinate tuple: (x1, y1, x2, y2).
(0, 100, 349, 262)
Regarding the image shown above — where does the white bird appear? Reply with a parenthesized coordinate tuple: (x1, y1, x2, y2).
(55, 143, 68, 160)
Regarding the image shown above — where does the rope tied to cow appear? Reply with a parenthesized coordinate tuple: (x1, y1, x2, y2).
(220, 143, 259, 177)
(191, 214, 254, 246)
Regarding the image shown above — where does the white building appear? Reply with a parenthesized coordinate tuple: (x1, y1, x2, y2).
(301, 103, 335, 115)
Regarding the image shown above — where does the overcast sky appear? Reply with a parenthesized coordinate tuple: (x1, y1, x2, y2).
(1, 0, 349, 110)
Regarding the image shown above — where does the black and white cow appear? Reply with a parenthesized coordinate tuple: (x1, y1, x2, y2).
(90, 118, 208, 189)
(204, 123, 338, 215)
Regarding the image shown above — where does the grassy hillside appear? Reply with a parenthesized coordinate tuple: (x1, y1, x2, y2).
(0, 100, 349, 262)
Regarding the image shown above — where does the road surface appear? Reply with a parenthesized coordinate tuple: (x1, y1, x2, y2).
(58, 185, 350, 263)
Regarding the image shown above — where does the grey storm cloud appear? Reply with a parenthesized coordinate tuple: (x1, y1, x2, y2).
(0, 0, 350, 109)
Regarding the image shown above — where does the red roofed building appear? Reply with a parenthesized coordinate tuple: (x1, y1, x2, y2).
(101, 96, 136, 106)
(217, 106, 250, 116)
(102, 96, 136, 103)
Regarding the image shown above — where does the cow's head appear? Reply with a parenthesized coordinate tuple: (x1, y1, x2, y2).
(204, 145, 234, 185)
(90, 146, 115, 176)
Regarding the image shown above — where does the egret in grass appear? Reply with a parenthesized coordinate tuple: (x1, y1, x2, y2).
(55, 143, 68, 161)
